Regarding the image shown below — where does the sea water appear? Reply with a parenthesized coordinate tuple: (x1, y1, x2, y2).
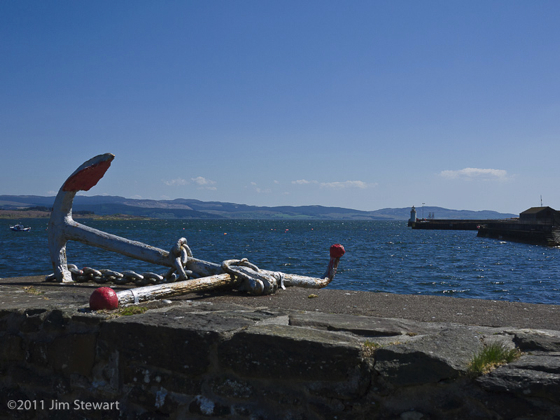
(2, 218, 559, 305)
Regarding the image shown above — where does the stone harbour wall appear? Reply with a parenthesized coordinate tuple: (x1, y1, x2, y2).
(1, 300, 560, 419)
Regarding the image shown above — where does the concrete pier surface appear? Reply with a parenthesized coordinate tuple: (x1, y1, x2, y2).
(3, 275, 560, 419)
(2, 275, 559, 331)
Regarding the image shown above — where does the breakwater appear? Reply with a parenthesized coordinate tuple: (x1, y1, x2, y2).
(477, 221, 560, 246)
(409, 207, 560, 247)
(408, 219, 489, 230)
(1, 276, 560, 419)
(408, 219, 560, 246)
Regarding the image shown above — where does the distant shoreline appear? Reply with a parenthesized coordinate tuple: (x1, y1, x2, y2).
(0, 210, 151, 221)
(0, 210, 50, 218)
(0, 194, 519, 221)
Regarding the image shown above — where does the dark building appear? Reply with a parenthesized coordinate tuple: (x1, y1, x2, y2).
(519, 207, 560, 225)
(476, 206, 560, 246)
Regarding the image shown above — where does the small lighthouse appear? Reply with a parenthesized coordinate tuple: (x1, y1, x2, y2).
(409, 206, 417, 223)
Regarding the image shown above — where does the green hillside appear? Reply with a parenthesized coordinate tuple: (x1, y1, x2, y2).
(0, 195, 518, 220)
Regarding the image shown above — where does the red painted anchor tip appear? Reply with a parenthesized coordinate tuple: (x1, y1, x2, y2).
(329, 244, 345, 258)
(63, 154, 114, 192)
(89, 287, 119, 310)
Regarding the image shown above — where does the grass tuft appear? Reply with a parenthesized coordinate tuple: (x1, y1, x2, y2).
(23, 286, 44, 295)
(468, 343, 521, 375)
(362, 340, 381, 357)
(119, 306, 148, 316)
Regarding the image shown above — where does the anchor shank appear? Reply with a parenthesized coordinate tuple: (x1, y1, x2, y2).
(185, 258, 223, 277)
(63, 221, 172, 267)
(266, 271, 332, 289)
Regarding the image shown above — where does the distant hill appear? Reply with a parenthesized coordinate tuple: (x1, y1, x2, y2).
(371, 206, 519, 221)
(0, 195, 518, 220)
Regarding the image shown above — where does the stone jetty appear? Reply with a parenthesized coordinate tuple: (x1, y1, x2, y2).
(1, 276, 559, 419)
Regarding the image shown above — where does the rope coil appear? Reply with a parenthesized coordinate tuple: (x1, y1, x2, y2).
(222, 258, 282, 295)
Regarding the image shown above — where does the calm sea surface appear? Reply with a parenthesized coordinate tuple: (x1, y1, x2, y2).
(2, 219, 560, 305)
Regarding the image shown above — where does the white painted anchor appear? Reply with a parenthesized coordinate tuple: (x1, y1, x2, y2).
(48, 153, 221, 283)
(47, 153, 345, 307)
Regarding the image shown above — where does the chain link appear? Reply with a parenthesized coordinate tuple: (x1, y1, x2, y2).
(45, 237, 287, 295)
(45, 238, 197, 285)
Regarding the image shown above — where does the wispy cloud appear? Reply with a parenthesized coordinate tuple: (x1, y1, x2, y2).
(191, 176, 217, 190)
(164, 178, 188, 186)
(249, 181, 271, 194)
(292, 179, 374, 189)
(439, 168, 509, 181)
(292, 179, 318, 185)
(163, 176, 217, 190)
(320, 180, 372, 189)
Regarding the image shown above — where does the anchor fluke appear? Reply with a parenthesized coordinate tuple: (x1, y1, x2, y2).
(48, 153, 173, 282)
(63, 153, 114, 192)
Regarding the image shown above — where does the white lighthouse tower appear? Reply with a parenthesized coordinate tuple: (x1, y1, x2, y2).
(409, 206, 417, 223)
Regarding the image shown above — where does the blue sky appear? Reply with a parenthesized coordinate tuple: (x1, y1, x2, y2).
(1, 1, 559, 214)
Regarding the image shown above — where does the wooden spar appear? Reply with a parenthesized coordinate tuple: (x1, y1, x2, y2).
(89, 244, 345, 309)
(115, 273, 236, 306)
(94, 268, 333, 309)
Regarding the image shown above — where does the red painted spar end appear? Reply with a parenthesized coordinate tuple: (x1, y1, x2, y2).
(330, 244, 345, 258)
(89, 287, 119, 310)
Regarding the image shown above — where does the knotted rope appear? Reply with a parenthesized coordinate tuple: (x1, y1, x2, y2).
(221, 258, 285, 295)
